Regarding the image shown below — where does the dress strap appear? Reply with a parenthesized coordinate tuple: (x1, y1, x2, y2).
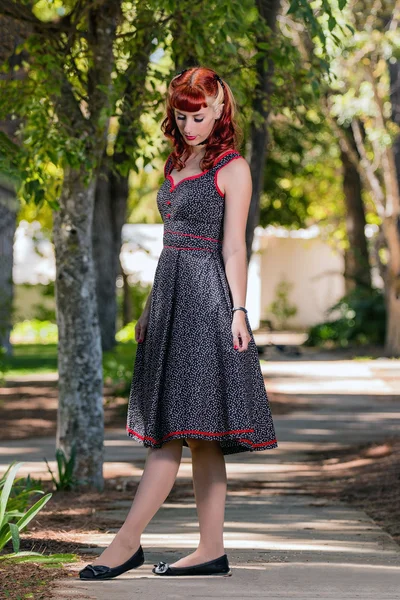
(164, 149, 241, 178)
(211, 149, 242, 171)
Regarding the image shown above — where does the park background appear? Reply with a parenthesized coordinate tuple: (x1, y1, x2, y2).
(0, 1, 400, 599)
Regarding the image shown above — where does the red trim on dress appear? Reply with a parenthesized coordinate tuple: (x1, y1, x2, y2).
(164, 245, 214, 252)
(126, 425, 255, 444)
(214, 155, 243, 198)
(166, 149, 240, 193)
(164, 230, 221, 243)
(238, 438, 278, 448)
(167, 172, 207, 192)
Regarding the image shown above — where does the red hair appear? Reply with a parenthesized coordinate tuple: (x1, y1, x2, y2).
(160, 66, 242, 172)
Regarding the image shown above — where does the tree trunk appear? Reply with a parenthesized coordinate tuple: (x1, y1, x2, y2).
(340, 131, 372, 292)
(383, 214, 400, 356)
(245, 0, 281, 264)
(386, 61, 400, 355)
(93, 164, 128, 351)
(53, 169, 104, 490)
(0, 187, 17, 355)
(385, 283, 400, 356)
(389, 61, 400, 182)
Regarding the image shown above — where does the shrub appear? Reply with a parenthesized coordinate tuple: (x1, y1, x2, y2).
(305, 287, 386, 348)
(0, 463, 52, 554)
(103, 339, 137, 393)
(117, 279, 152, 325)
(265, 279, 298, 330)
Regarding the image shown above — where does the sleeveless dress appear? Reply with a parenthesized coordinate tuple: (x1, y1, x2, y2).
(126, 149, 278, 455)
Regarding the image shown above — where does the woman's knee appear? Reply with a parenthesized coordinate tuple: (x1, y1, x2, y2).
(148, 438, 183, 457)
(186, 438, 221, 454)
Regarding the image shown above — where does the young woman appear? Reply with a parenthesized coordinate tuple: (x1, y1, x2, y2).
(79, 66, 278, 581)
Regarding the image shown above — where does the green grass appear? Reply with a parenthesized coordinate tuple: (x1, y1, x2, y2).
(4, 341, 137, 380)
(6, 344, 58, 376)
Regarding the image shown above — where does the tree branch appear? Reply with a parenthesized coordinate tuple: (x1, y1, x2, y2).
(351, 118, 386, 217)
(365, 63, 400, 216)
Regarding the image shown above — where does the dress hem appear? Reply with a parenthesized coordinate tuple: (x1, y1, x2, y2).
(126, 425, 278, 455)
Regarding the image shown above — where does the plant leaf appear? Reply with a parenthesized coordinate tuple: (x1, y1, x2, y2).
(0, 462, 24, 529)
(15, 493, 52, 532)
(9, 523, 20, 553)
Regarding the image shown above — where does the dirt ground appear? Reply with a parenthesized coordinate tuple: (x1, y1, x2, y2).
(0, 381, 129, 441)
(304, 437, 400, 544)
(0, 561, 74, 600)
(0, 380, 303, 442)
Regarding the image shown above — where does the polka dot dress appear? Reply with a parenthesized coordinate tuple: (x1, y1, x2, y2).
(126, 149, 278, 455)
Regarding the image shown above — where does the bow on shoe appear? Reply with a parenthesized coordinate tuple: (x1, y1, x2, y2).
(79, 564, 111, 578)
(153, 561, 169, 574)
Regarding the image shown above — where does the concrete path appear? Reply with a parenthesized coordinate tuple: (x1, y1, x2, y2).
(2, 356, 400, 599)
(54, 494, 400, 600)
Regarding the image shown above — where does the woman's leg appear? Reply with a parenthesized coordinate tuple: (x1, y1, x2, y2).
(170, 439, 227, 568)
(92, 438, 183, 568)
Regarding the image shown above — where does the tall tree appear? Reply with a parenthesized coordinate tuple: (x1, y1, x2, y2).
(0, 1, 123, 489)
(0, 186, 17, 355)
(245, 0, 350, 262)
(93, 5, 156, 351)
(0, 13, 29, 355)
(328, 1, 400, 354)
(52, 3, 122, 490)
(246, 0, 281, 264)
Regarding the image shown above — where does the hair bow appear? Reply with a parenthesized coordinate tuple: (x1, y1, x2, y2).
(214, 73, 225, 89)
(175, 69, 187, 78)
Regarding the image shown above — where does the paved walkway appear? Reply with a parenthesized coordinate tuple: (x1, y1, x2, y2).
(2, 355, 400, 599)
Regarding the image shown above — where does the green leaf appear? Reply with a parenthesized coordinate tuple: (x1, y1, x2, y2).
(55, 449, 65, 484)
(9, 523, 20, 554)
(15, 493, 52, 532)
(47, 199, 60, 211)
(287, 1, 299, 15)
(328, 15, 336, 31)
(64, 446, 76, 482)
(0, 552, 78, 564)
(43, 458, 58, 490)
(0, 463, 24, 529)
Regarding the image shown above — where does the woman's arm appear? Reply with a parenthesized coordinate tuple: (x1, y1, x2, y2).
(220, 157, 253, 352)
(142, 284, 153, 317)
(135, 284, 153, 343)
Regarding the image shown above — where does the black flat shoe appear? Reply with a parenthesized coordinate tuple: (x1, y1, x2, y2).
(152, 554, 231, 577)
(79, 545, 144, 580)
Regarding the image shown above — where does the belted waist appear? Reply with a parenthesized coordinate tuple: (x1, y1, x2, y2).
(163, 229, 222, 252)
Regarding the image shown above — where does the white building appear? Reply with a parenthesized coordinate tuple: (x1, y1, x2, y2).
(13, 221, 346, 331)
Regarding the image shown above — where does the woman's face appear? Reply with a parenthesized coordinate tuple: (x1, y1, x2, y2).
(174, 97, 222, 146)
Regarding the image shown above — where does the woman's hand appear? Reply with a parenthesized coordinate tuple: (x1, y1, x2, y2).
(135, 310, 149, 343)
(231, 311, 251, 352)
